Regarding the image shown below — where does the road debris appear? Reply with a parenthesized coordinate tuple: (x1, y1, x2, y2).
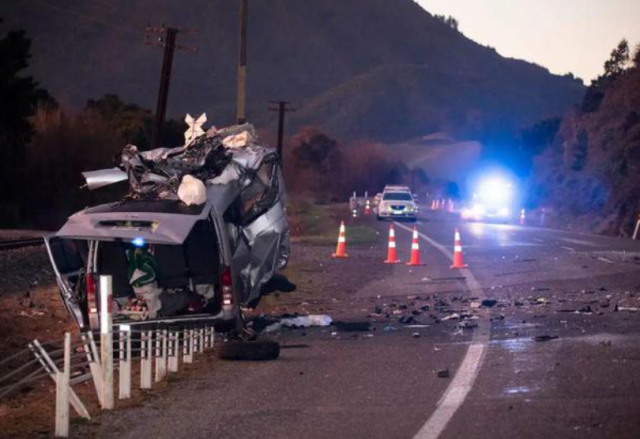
(437, 369, 450, 378)
(534, 335, 559, 342)
(334, 321, 371, 332)
(263, 314, 333, 332)
(481, 299, 498, 308)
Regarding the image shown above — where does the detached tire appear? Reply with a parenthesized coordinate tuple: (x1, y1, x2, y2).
(216, 339, 280, 361)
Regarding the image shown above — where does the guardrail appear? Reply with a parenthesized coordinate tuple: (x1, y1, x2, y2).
(0, 275, 217, 437)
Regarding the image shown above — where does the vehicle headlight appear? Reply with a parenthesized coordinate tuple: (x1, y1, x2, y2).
(471, 204, 485, 216)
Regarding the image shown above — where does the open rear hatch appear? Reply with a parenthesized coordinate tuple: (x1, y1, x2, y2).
(47, 202, 227, 329)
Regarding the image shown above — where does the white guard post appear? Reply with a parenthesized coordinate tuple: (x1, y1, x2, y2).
(168, 330, 179, 373)
(140, 331, 153, 389)
(100, 275, 114, 409)
(81, 331, 103, 405)
(118, 325, 132, 399)
(183, 328, 193, 364)
(155, 329, 167, 382)
(54, 333, 71, 437)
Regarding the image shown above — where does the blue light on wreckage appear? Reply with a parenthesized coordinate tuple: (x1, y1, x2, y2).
(132, 237, 146, 247)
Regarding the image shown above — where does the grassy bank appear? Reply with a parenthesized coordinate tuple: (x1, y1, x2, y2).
(288, 199, 379, 246)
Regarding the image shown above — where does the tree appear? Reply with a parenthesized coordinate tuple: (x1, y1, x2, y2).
(581, 39, 630, 113)
(0, 18, 50, 226)
(603, 39, 629, 78)
(434, 14, 459, 31)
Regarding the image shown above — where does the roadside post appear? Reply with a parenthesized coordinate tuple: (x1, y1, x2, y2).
(99, 275, 114, 409)
(633, 212, 640, 240)
(140, 331, 153, 389)
(81, 330, 103, 404)
(168, 330, 179, 373)
(54, 333, 71, 437)
(118, 325, 131, 399)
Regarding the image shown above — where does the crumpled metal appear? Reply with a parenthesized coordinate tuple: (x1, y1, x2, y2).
(79, 123, 290, 307)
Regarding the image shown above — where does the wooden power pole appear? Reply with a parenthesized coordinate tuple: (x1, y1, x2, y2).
(236, 0, 249, 124)
(268, 101, 295, 170)
(145, 24, 197, 150)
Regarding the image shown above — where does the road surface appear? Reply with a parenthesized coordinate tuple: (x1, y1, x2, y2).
(78, 209, 640, 439)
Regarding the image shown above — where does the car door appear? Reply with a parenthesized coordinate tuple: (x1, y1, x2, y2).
(44, 235, 88, 328)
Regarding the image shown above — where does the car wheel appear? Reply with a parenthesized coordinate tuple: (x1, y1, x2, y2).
(215, 339, 280, 361)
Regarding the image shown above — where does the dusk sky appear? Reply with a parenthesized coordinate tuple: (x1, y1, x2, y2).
(419, 0, 640, 83)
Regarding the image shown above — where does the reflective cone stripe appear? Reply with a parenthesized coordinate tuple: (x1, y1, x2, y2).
(520, 209, 526, 226)
(332, 221, 349, 258)
(406, 227, 425, 266)
(450, 228, 468, 269)
(384, 225, 401, 264)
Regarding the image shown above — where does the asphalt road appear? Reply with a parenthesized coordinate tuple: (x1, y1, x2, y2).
(78, 209, 640, 439)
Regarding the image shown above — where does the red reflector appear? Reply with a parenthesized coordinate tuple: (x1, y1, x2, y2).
(221, 267, 232, 286)
(221, 267, 233, 305)
(87, 274, 96, 297)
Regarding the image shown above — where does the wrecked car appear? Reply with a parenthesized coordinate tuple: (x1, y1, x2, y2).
(45, 123, 291, 333)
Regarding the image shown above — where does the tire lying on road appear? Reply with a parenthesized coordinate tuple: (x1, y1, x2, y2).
(215, 339, 280, 361)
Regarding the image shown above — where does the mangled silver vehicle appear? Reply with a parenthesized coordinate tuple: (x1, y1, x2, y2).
(45, 123, 291, 334)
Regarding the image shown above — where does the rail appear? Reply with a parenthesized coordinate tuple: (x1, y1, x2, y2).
(0, 237, 44, 251)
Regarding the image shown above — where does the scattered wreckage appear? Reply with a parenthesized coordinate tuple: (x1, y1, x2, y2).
(45, 122, 292, 335)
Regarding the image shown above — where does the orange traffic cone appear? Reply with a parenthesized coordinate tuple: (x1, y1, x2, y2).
(519, 209, 526, 226)
(332, 221, 348, 258)
(434, 199, 440, 210)
(430, 200, 436, 210)
(406, 227, 425, 266)
(364, 199, 371, 216)
(450, 228, 468, 269)
(384, 224, 401, 264)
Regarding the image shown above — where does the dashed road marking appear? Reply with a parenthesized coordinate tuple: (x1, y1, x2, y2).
(597, 257, 614, 264)
(561, 237, 599, 247)
(561, 246, 575, 252)
(394, 222, 489, 439)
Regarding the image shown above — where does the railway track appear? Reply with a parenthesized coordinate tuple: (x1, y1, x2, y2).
(0, 237, 44, 251)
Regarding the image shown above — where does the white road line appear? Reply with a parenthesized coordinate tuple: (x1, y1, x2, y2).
(597, 257, 614, 264)
(394, 222, 490, 439)
(561, 246, 575, 252)
(561, 237, 599, 247)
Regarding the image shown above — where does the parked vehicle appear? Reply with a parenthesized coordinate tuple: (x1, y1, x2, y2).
(377, 186, 418, 221)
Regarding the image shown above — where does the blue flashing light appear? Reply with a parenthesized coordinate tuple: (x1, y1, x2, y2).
(132, 237, 146, 247)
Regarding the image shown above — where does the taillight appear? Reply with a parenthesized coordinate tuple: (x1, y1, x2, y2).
(221, 267, 233, 306)
(86, 274, 98, 314)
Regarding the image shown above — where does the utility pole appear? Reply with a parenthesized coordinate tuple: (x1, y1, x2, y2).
(145, 24, 197, 150)
(268, 100, 295, 166)
(236, 0, 249, 124)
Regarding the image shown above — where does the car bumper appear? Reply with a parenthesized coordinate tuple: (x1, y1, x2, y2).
(378, 211, 417, 219)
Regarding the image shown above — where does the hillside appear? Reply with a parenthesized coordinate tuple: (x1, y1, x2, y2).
(531, 61, 640, 236)
(2, 0, 583, 141)
(290, 63, 583, 141)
